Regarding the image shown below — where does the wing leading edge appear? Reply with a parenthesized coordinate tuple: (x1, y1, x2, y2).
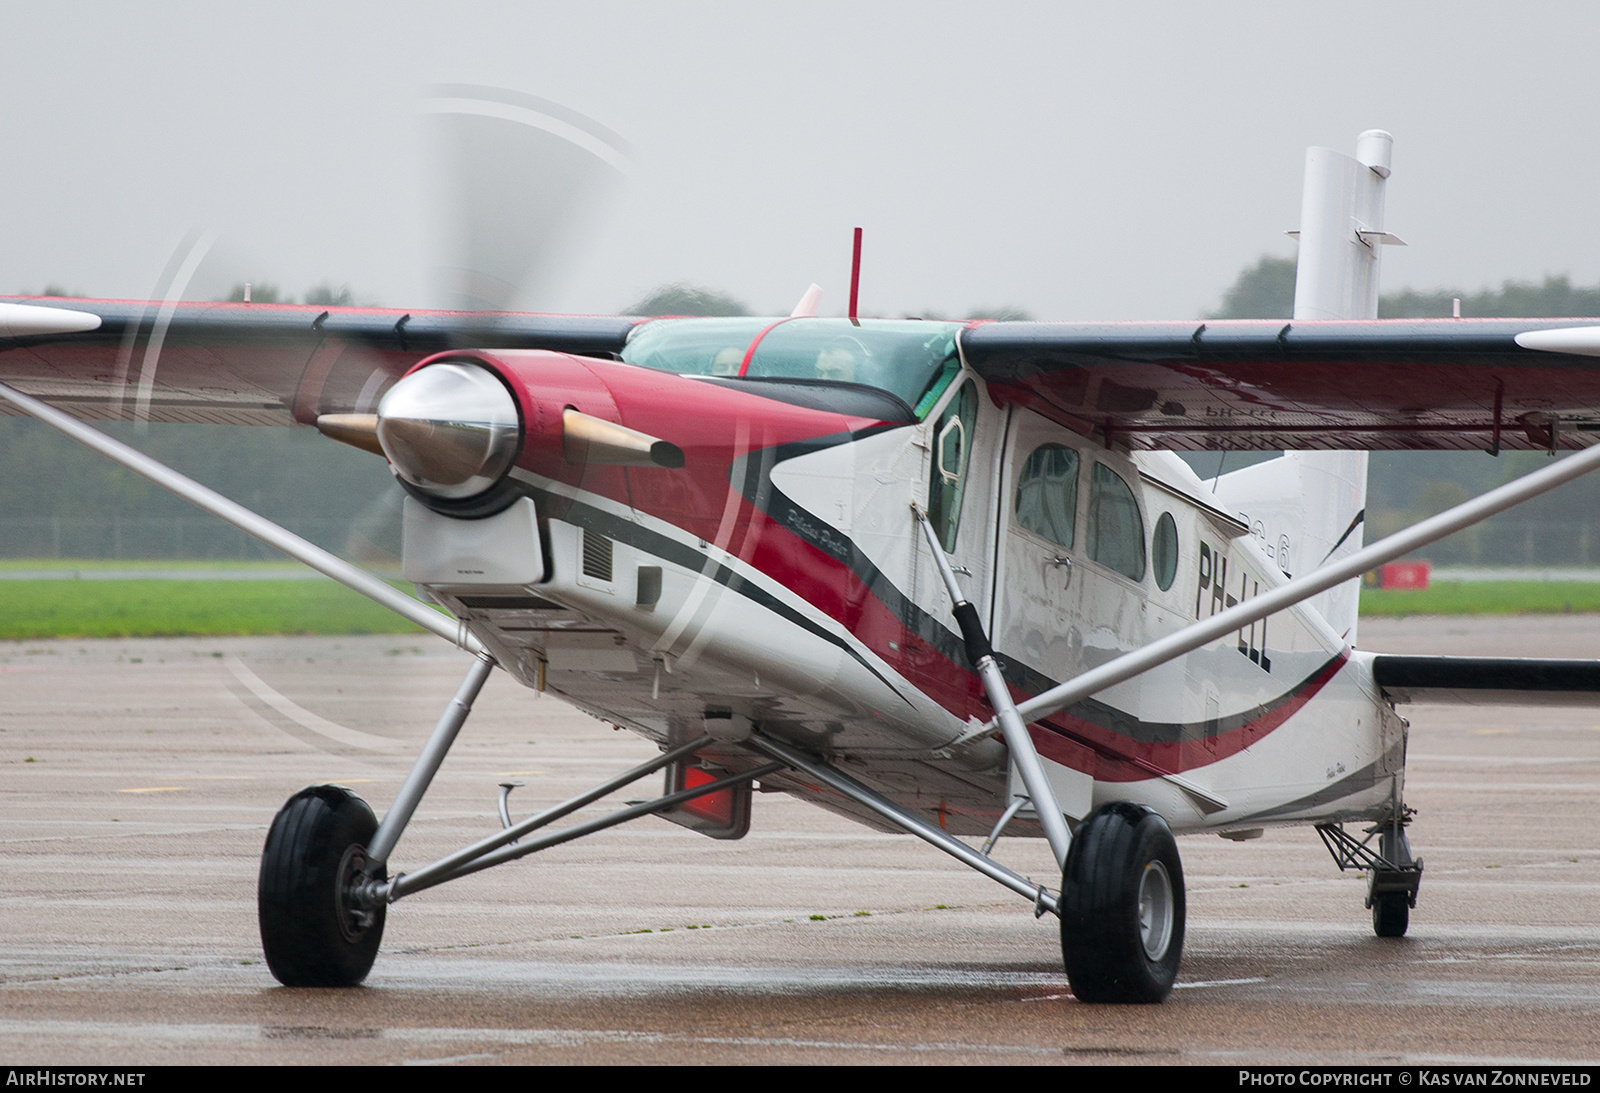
(0, 297, 637, 426)
(11, 305, 1600, 451)
(961, 318, 1600, 452)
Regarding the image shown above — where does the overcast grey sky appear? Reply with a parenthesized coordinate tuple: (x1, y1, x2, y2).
(3, 2, 1598, 319)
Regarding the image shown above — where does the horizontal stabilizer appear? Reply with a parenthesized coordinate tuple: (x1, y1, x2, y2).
(1373, 655, 1600, 707)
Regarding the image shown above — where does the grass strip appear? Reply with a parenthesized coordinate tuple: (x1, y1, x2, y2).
(0, 579, 428, 639)
(4, 574, 1600, 639)
(1360, 581, 1600, 617)
(0, 558, 334, 572)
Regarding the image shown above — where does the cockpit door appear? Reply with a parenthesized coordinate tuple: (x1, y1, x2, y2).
(909, 377, 998, 641)
(992, 411, 1153, 692)
(991, 411, 1088, 688)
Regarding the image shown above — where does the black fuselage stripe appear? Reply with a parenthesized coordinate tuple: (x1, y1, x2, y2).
(507, 428, 1341, 749)
(1235, 744, 1398, 822)
(516, 480, 908, 701)
(735, 430, 1342, 745)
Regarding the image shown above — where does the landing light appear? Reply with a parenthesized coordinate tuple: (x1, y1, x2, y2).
(376, 362, 520, 499)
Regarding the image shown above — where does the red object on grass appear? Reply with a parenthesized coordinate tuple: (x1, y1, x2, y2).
(1381, 561, 1431, 590)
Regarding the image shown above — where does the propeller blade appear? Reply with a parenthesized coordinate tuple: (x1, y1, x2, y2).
(424, 85, 632, 313)
(562, 408, 684, 468)
(316, 413, 383, 455)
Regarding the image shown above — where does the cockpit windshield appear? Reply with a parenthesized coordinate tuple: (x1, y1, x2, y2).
(620, 317, 771, 378)
(621, 317, 963, 419)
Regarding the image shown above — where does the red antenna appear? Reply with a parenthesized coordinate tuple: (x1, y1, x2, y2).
(848, 226, 863, 321)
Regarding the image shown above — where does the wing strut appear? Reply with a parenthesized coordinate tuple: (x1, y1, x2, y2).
(1001, 438, 1600, 734)
(0, 380, 484, 654)
(911, 503, 1074, 871)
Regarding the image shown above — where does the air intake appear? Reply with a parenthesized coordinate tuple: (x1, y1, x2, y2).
(582, 530, 614, 582)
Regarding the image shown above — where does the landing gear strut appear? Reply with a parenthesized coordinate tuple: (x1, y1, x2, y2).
(1316, 809, 1423, 939)
(255, 652, 798, 987)
(257, 651, 496, 987)
(1368, 825, 1420, 937)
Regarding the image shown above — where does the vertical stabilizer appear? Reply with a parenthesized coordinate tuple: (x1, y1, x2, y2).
(1292, 130, 1399, 321)
(1216, 131, 1398, 643)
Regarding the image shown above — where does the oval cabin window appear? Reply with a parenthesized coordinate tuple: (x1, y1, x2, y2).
(1152, 511, 1179, 591)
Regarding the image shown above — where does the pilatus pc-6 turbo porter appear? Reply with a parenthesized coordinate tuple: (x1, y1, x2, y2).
(6, 111, 1600, 1003)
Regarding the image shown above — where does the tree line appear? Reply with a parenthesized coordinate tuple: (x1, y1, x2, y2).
(1210, 256, 1600, 567)
(1211, 255, 1600, 321)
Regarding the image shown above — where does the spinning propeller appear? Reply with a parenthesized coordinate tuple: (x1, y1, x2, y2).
(119, 84, 633, 418)
(319, 88, 651, 505)
(424, 84, 632, 313)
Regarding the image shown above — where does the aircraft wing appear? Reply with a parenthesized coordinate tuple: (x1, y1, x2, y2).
(0, 297, 636, 426)
(1371, 654, 1600, 707)
(962, 318, 1600, 452)
(14, 304, 1600, 452)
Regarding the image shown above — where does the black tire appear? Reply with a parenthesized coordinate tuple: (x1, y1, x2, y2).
(1060, 802, 1185, 1003)
(258, 785, 386, 987)
(1372, 891, 1409, 938)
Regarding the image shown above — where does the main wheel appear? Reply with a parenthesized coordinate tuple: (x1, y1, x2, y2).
(258, 785, 386, 987)
(1372, 891, 1409, 938)
(1060, 802, 1185, 1003)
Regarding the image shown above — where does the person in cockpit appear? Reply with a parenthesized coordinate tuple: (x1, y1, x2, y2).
(815, 335, 870, 384)
(710, 347, 744, 376)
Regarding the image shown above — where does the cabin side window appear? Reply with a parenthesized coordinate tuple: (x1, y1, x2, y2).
(1152, 511, 1179, 591)
(1014, 444, 1079, 550)
(928, 380, 978, 552)
(1088, 462, 1146, 582)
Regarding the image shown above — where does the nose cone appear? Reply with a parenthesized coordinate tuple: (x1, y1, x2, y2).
(377, 362, 521, 499)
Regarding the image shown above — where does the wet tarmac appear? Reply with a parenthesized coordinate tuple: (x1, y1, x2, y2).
(2, 617, 1598, 1064)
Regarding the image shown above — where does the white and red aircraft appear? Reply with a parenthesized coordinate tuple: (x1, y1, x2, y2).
(6, 107, 1600, 1003)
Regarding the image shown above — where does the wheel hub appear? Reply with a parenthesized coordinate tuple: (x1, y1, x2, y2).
(1138, 860, 1174, 961)
(335, 844, 378, 941)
